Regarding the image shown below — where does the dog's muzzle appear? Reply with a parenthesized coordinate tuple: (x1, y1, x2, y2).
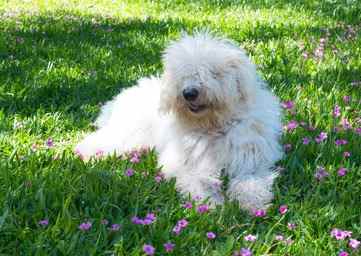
(182, 88, 208, 113)
(183, 87, 199, 102)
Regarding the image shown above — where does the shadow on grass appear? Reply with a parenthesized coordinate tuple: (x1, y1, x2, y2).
(0, 11, 188, 120)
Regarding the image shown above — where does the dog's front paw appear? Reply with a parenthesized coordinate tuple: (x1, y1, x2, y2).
(172, 175, 224, 207)
(74, 139, 104, 161)
(227, 175, 275, 212)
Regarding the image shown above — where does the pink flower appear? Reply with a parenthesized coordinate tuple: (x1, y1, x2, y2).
(275, 235, 284, 241)
(131, 216, 144, 225)
(239, 248, 252, 256)
(177, 219, 188, 228)
(315, 167, 329, 181)
(95, 149, 104, 158)
(287, 222, 297, 230)
(315, 132, 327, 143)
(46, 138, 54, 148)
(154, 174, 163, 183)
(333, 105, 341, 117)
(192, 195, 202, 201)
(207, 232, 216, 240)
(335, 139, 348, 146)
(285, 120, 298, 132)
(302, 137, 311, 145)
(74, 149, 84, 160)
(143, 244, 155, 255)
(163, 242, 175, 252)
(38, 219, 49, 226)
(331, 228, 352, 240)
(302, 52, 309, 59)
(279, 205, 288, 215)
(79, 221, 92, 231)
(341, 118, 351, 130)
(253, 209, 266, 217)
(337, 167, 348, 176)
(197, 204, 209, 214)
(125, 168, 134, 177)
(130, 151, 140, 163)
(182, 201, 193, 209)
(314, 45, 324, 59)
(355, 127, 361, 135)
(349, 239, 360, 249)
(130, 156, 139, 163)
(343, 95, 351, 104)
(109, 224, 121, 231)
(343, 151, 351, 158)
(244, 234, 257, 242)
(172, 225, 182, 235)
(282, 100, 294, 110)
(339, 251, 349, 256)
(173, 219, 188, 235)
(131, 213, 156, 225)
(143, 213, 156, 225)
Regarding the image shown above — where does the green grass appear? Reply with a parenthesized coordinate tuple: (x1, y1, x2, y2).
(0, 0, 360, 255)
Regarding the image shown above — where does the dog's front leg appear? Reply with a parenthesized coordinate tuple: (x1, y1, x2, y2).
(227, 172, 277, 212)
(75, 127, 121, 160)
(172, 174, 224, 206)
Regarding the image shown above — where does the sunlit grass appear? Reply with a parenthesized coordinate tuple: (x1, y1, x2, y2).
(0, 0, 360, 255)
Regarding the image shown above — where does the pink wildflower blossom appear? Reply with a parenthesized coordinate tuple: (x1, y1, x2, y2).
(143, 244, 155, 255)
(207, 232, 216, 240)
(315, 167, 329, 181)
(349, 239, 360, 250)
(333, 105, 341, 117)
(331, 228, 352, 240)
(343, 151, 351, 158)
(79, 221, 92, 231)
(182, 201, 193, 209)
(275, 235, 284, 241)
(279, 205, 288, 215)
(341, 118, 351, 130)
(125, 168, 134, 177)
(335, 139, 348, 146)
(315, 132, 327, 143)
(197, 204, 209, 214)
(38, 219, 49, 226)
(285, 120, 298, 132)
(163, 242, 175, 252)
(302, 137, 311, 145)
(244, 234, 257, 242)
(337, 167, 348, 176)
(253, 209, 266, 217)
(281, 100, 294, 110)
(287, 222, 297, 230)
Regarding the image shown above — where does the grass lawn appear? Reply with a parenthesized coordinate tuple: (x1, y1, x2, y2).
(0, 0, 360, 255)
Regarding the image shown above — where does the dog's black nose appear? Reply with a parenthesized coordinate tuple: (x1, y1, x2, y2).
(183, 88, 199, 101)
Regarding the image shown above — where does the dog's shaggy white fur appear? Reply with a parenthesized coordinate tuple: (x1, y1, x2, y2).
(75, 32, 283, 211)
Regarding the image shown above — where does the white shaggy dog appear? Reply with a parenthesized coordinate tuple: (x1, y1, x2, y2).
(75, 32, 283, 211)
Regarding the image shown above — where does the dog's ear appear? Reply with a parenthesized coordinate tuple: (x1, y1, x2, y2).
(223, 50, 258, 104)
(158, 71, 176, 114)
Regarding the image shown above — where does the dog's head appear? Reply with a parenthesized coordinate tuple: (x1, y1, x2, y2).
(160, 32, 258, 130)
